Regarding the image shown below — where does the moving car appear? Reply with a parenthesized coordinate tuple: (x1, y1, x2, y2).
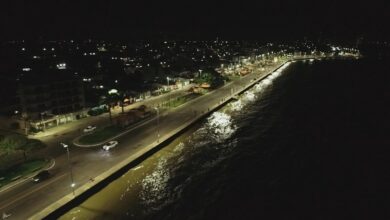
(32, 170, 50, 183)
(102, 141, 118, 151)
(83, 125, 97, 132)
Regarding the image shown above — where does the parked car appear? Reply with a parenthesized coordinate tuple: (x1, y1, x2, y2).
(102, 141, 118, 151)
(83, 125, 97, 132)
(32, 170, 50, 183)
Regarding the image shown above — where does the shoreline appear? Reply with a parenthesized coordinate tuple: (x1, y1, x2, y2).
(30, 56, 326, 220)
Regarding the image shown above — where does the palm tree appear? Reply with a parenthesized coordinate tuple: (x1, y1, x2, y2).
(99, 94, 118, 124)
(116, 82, 128, 114)
(22, 112, 29, 135)
(119, 92, 127, 114)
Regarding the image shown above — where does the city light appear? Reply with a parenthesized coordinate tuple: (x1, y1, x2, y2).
(56, 63, 67, 69)
(108, 89, 118, 94)
(0, 35, 363, 219)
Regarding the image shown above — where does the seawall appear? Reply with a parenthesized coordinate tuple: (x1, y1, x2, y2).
(31, 58, 302, 220)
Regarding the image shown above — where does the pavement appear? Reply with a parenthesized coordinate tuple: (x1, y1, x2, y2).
(73, 114, 157, 147)
(0, 55, 326, 220)
(31, 58, 295, 219)
(29, 83, 194, 140)
(0, 158, 55, 194)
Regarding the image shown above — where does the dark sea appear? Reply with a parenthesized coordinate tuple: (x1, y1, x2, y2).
(62, 58, 390, 220)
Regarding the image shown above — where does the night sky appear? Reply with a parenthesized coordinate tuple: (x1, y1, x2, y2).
(1, 0, 389, 40)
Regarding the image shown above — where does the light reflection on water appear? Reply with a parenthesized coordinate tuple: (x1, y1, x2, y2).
(140, 157, 169, 210)
(60, 63, 290, 220)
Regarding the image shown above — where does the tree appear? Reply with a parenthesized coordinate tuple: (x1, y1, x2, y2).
(22, 113, 29, 135)
(119, 93, 126, 114)
(0, 135, 27, 155)
(17, 139, 45, 161)
(99, 93, 120, 124)
(194, 68, 225, 88)
(113, 91, 126, 114)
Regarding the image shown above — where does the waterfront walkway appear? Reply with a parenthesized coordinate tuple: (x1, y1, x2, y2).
(30, 58, 298, 219)
(0, 55, 329, 220)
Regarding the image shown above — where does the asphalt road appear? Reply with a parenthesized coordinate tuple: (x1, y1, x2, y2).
(0, 58, 294, 219)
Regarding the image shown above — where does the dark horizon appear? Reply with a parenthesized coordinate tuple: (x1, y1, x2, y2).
(1, 0, 389, 41)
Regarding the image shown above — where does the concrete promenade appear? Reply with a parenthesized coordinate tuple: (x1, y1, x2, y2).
(29, 58, 301, 220)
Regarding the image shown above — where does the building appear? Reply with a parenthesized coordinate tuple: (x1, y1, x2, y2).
(16, 70, 87, 131)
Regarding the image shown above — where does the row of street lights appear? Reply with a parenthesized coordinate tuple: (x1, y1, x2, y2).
(53, 55, 280, 200)
(53, 61, 247, 199)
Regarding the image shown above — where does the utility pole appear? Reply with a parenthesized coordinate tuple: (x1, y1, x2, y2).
(61, 143, 75, 196)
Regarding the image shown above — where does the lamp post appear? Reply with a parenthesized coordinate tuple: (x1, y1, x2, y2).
(61, 143, 75, 196)
(154, 107, 160, 143)
(22, 112, 28, 135)
(166, 77, 172, 107)
(40, 112, 46, 131)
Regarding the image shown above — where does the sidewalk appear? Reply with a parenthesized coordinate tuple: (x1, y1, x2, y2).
(30, 58, 297, 220)
(28, 56, 334, 220)
(29, 84, 193, 140)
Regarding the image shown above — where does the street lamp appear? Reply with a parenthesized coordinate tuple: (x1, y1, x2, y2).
(40, 112, 46, 131)
(60, 143, 75, 196)
(166, 76, 170, 87)
(154, 107, 160, 143)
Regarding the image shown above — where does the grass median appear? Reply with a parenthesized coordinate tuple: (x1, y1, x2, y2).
(0, 159, 49, 188)
(78, 126, 124, 145)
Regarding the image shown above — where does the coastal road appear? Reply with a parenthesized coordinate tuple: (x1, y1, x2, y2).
(0, 59, 293, 219)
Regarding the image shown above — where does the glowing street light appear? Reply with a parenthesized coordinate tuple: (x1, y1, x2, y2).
(61, 143, 75, 196)
(108, 89, 118, 95)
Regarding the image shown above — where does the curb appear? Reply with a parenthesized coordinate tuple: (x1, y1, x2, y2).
(72, 115, 156, 147)
(25, 85, 194, 140)
(30, 56, 324, 219)
(30, 102, 215, 220)
(0, 158, 55, 194)
(72, 60, 290, 149)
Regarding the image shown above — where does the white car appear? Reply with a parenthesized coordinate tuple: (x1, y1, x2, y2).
(102, 141, 118, 151)
(83, 125, 96, 132)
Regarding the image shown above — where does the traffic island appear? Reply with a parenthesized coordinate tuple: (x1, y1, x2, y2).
(32, 57, 322, 220)
(74, 113, 154, 147)
(78, 126, 124, 145)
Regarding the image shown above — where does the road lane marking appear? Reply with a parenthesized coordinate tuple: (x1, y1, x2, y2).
(0, 172, 68, 211)
(0, 159, 56, 194)
(47, 158, 56, 170)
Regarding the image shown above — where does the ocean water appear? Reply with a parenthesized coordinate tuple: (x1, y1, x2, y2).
(61, 58, 390, 220)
